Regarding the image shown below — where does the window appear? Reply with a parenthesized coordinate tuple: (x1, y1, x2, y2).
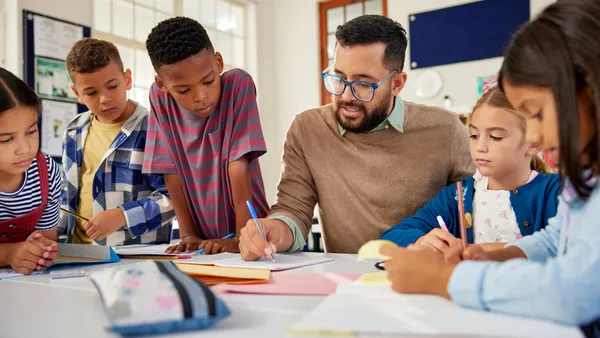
(182, 0, 247, 70)
(319, 0, 387, 105)
(93, 0, 175, 110)
(93, 0, 248, 110)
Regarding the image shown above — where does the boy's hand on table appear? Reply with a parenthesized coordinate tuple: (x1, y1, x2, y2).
(198, 238, 240, 254)
(165, 235, 204, 254)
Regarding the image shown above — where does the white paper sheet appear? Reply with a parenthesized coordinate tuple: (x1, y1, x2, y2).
(40, 100, 77, 156)
(289, 283, 583, 338)
(33, 14, 84, 60)
(214, 254, 333, 271)
(0, 268, 41, 280)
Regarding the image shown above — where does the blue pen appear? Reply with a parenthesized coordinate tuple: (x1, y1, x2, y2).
(194, 233, 235, 255)
(246, 200, 276, 262)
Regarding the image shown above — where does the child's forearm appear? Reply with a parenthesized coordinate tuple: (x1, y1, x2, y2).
(228, 156, 252, 236)
(0, 243, 16, 267)
(164, 174, 198, 239)
(41, 228, 58, 241)
(486, 246, 527, 262)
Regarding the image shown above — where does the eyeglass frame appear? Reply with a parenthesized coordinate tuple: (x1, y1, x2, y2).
(321, 70, 398, 102)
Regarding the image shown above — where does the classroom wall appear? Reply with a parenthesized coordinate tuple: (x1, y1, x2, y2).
(1, 0, 558, 206)
(388, 0, 557, 111)
(253, 0, 321, 204)
(3, 0, 94, 77)
(254, 0, 557, 205)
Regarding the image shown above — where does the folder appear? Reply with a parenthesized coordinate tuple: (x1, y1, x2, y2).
(52, 243, 120, 266)
(175, 263, 270, 286)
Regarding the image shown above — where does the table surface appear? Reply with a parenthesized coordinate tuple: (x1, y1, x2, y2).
(0, 253, 583, 338)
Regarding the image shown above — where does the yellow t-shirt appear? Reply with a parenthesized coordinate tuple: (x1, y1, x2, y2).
(72, 117, 125, 244)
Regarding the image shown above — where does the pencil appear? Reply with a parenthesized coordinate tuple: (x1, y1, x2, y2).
(60, 208, 89, 222)
(456, 181, 467, 247)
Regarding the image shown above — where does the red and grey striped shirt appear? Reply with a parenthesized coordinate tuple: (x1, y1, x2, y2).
(142, 69, 269, 239)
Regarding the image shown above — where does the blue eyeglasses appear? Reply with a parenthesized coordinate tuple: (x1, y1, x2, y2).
(321, 71, 397, 102)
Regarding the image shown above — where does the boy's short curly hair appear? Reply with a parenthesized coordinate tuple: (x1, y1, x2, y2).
(146, 16, 214, 71)
(66, 38, 124, 81)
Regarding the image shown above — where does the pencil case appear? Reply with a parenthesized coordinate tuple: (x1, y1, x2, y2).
(90, 260, 230, 336)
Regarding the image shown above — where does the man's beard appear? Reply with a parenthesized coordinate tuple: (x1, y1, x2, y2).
(335, 91, 393, 134)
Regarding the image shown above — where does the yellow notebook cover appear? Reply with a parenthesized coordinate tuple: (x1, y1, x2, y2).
(358, 271, 390, 284)
(175, 263, 270, 286)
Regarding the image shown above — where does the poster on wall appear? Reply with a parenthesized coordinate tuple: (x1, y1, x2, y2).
(32, 13, 84, 60)
(40, 99, 78, 157)
(34, 57, 77, 102)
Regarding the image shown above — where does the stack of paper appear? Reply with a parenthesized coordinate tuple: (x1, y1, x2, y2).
(114, 244, 191, 260)
(175, 264, 270, 286)
(289, 283, 582, 338)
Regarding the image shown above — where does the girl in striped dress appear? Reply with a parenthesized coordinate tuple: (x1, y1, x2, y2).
(0, 67, 61, 274)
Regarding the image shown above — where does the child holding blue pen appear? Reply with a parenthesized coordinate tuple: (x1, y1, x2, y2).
(381, 85, 561, 258)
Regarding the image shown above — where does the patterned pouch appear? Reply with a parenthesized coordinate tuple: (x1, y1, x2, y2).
(91, 260, 230, 336)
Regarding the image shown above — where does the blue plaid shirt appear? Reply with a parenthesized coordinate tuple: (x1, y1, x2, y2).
(59, 101, 175, 246)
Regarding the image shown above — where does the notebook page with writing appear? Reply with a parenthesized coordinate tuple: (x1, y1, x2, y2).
(214, 254, 333, 271)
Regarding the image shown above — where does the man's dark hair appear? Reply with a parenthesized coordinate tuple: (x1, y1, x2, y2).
(146, 16, 214, 71)
(335, 15, 408, 72)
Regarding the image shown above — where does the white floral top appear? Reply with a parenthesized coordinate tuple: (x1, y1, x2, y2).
(472, 171, 537, 244)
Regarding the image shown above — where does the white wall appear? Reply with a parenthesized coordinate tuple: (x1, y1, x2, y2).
(254, 0, 321, 204)
(254, 0, 557, 204)
(389, 0, 557, 111)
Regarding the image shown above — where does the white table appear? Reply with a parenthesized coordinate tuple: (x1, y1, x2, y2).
(0, 253, 584, 338)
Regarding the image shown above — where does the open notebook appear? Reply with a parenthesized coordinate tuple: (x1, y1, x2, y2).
(289, 283, 582, 338)
(180, 253, 333, 272)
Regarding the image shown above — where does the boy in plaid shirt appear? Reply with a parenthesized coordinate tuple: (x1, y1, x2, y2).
(60, 38, 174, 246)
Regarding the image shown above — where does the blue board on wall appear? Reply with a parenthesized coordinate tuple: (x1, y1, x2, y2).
(408, 0, 530, 69)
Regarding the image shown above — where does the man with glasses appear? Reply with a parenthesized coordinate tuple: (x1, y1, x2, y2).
(239, 15, 474, 260)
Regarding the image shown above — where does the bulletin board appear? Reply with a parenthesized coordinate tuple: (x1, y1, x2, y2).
(408, 0, 530, 69)
(22, 10, 91, 160)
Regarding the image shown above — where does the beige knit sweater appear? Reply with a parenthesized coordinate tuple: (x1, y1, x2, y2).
(269, 101, 475, 253)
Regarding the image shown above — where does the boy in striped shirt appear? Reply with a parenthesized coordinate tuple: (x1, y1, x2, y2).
(144, 17, 269, 254)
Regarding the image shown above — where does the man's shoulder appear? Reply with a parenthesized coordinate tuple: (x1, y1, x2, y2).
(290, 104, 335, 132)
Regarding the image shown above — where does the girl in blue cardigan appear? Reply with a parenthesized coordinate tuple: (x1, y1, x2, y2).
(381, 85, 560, 255)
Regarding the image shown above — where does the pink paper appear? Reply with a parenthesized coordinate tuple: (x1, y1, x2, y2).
(213, 272, 361, 296)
